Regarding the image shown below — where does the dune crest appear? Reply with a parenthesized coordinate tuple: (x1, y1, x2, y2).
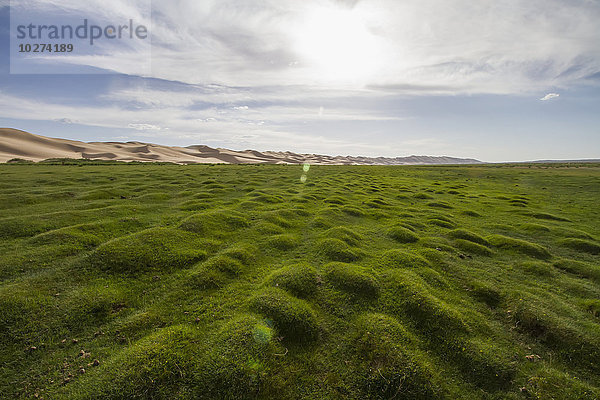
(0, 128, 481, 165)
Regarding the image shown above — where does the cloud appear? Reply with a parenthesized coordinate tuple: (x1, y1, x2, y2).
(0, 89, 408, 156)
(540, 93, 560, 101)
(128, 123, 162, 131)
(141, 0, 600, 93)
(13, 0, 600, 95)
(54, 118, 76, 124)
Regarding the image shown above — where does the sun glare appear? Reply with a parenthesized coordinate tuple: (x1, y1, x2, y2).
(293, 5, 382, 84)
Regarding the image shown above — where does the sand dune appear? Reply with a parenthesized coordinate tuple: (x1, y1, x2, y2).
(0, 128, 482, 165)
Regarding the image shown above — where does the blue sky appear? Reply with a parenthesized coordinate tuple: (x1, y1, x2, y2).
(1, 0, 599, 162)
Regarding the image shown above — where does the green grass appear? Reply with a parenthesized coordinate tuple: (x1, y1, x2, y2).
(453, 239, 494, 256)
(248, 288, 320, 343)
(558, 238, 600, 255)
(264, 263, 320, 298)
(488, 234, 552, 259)
(448, 228, 489, 246)
(349, 313, 442, 399)
(379, 249, 431, 269)
(89, 227, 212, 273)
(323, 262, 379, 298)
(317, 238, 361, 262)
(387, 225, 420, 243)
(1, 162, 599, 399)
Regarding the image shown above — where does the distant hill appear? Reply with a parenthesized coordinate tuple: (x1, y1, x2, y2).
(0, 128, 483, 165)
(530, 159, 600, 164)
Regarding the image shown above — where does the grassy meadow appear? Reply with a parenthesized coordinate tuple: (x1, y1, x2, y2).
(1, 162, 599, 399)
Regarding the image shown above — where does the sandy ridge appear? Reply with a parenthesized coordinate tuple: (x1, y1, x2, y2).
(0, 128, 482, 165)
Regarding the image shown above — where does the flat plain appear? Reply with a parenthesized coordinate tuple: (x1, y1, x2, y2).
(1, 162, 599, 399)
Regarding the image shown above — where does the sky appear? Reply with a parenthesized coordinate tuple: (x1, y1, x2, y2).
(0, 0, 599, 162)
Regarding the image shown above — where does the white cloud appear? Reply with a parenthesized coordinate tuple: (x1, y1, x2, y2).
(15, 0, 600, 94)
(0, 90, 408, 156)
(128, 123, 162, 131)
(53, 118, 76, 124)
(139, 0, 600, 93)
(540, 93, 560, 101)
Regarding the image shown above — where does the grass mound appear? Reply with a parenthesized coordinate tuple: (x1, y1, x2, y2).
(221, 243, 258, 265)
(68, 317, 280, 398)
(263, 210, 297, 228)
(0, 291, 52, 345)
(529, 212, 571, 222)
(509, 199, 528, 207)
(448, 337, 516, 390)
(468, 281, 502, 308)
(419, 237, 456, 254)
(202, 255, 244, 276)
(323, 262, 379, 298)
(379, 249, 431, 269)
(324, 196, 346, 205)
(350, 313, 441, 399)
(427, 201, 453, 209)
(454, 239, 493, 256)
(32, 218, 143, 244)
(178, 199, 210, 211)
(89, 227, 209, 273)
(248, 288, 320, 343)
(78, 188, 130, 200)
(448, 229, 489, 246)
(558, 238, 600, 255)
(238, 200, 262, 209)
(60, 284, 128, 330)
(135, 191, 171, 201)
(188, 267, 228, 290)
(113, 310, 166, 339)
(413, 193, 434, 199)
(318, 238, 360, 262)
(461, 210, 482, 217)
(525, 368, 600, 399)
(194, 314, 284, 398)
(63, 325, 201, 399)
(521, 223, 551, 233)
(554, 259, 600, 281)
(581, 299, 600, 318)
(265, 264, 320, 298)
(322, 226, 363, 246)
(179, 210, 249, 236)
(554, 227, 595, 240)
(509, 293, 600, 370)
(266, 234, 299, 250)
(488, 234, 551, 259)
(249, 193, 284, 204)
(429, 214, 454, 224)
(383, 275, 514, 388)
(255, 222, 285, 234)
(517, 260, 553, 276)
(341, 205, 366, 217)
(382, 272, 468, 337)
(310, 216, 332, 229)
(428, 218, 456, 229)
(29, 228, 102, 255)
(364, 198, 390, 208)
(387, 225, 419, 243)
(0, 216, 56, 239)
